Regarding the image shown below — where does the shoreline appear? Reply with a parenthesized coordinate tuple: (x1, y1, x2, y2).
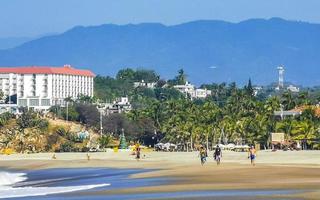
(1, 151, 320, 199)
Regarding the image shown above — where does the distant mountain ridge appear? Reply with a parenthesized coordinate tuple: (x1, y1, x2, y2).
(0, 37, 33, 50)
(0, 18, 319, 86)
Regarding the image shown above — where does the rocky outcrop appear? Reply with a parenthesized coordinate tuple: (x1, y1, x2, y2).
(0, 119, 98, 153)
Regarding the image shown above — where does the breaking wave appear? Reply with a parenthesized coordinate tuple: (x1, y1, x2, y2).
(0, 171, 109, 199)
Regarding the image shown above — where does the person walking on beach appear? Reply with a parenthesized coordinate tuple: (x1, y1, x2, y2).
(248, 146, 256, 166)
(199, 146, 207, 165)
(214, 145, 222, 165)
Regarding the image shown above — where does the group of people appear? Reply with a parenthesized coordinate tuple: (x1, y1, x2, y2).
(199, 145, 257, 166)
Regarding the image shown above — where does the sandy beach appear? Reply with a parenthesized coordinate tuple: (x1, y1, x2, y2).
(1, 150, 320, 199)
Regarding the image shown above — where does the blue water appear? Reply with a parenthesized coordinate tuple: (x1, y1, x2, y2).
(2, 168, 301, 200)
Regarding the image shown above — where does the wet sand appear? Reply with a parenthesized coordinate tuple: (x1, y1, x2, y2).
(1, 150, 320, 199)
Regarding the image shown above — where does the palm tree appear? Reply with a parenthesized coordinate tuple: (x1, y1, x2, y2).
(291, 120, 317, 150)
(276, 118, 294, 140)
(281, 91, 296, 110)
(297, 91, 311, 106)
(177, 69, 187, 85)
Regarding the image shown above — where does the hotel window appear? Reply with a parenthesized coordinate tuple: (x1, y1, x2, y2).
(18, 99, 28, 107)
(41, 99, 50, 106)
(29, 99, 39, 106)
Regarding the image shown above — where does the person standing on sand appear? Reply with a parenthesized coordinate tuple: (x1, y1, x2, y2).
(214, 145, 222, 165)
(248, 146, 257, 166)
(199, 146, 207, 165)
(135, 144, 141, 161)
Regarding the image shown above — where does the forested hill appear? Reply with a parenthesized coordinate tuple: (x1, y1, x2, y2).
(0, 18, 320, 86)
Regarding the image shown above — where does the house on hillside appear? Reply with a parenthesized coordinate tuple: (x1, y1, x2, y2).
(195, 88, 212, 98)
(174, 82, 211, 99)
(133, 80, 156, 89)
(287, 85, 300, 93)
(104, 97, 132, 114)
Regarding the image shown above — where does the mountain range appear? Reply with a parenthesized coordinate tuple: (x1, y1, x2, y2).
(0, 18, 319, 86)
(0, 37, 33, 50)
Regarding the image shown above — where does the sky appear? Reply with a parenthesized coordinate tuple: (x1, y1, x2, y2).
(1, 0, 320, 37)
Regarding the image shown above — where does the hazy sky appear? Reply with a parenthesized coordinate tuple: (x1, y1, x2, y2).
(1, 0, 320, 37)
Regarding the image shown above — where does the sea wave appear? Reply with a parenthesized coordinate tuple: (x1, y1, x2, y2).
(0, 172, 27, 187)
(0, 171, 110, 199)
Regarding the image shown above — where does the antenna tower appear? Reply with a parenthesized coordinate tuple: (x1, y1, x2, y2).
(277, 66, 285, 89)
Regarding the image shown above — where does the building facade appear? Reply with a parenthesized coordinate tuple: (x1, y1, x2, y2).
(102, 97, 132, 115)
(133, 80, 156, 89)
(174, 82, 212, 99)
(0, 65, 95, 110)
(287, 85, 300, 93)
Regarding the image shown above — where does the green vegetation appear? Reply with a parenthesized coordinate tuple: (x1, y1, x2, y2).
(0, 112, 14, 127)
(94, 68, 159, 102)
(91, 69, 320, 149)
(2, 68, 320, 152)
(98, 135, 113, 149)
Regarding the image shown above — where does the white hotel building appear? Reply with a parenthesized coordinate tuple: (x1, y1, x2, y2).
(0, 65, 95, 111)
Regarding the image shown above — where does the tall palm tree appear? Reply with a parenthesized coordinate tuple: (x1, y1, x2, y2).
(281, 91, 296, 110)
(291, 120, 317, 150)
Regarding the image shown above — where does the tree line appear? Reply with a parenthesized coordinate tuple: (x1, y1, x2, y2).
(50, 68, 320, 149)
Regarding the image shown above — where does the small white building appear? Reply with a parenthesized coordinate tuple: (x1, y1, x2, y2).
(195, 88, 212, 98)
(133, 80, 156, 89)
(174, 82, 211, 99)
(0, 65, 95, 111)
(173, 82, 195, 97)
(104, 97, 132, 114)
(253, 86, 262, 96)
(287, 85, 300, 93)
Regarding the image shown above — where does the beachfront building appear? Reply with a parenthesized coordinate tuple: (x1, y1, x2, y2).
(174, 82, 211, 99)
(0, 65, 95, 111)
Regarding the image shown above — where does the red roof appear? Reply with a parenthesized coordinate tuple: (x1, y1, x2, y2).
(0, 65, 95, 77)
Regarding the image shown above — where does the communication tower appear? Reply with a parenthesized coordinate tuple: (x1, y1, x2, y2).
(277, 66, 285, 89)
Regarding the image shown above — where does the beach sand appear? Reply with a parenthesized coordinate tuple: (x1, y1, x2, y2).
(1, 150, 320, 199)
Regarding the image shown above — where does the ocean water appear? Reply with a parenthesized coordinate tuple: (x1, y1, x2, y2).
(0, 168, 300, 200)
(0, 168, 168, 199)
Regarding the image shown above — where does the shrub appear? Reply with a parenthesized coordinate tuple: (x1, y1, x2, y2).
(36, 119, 49, 131)
(17, 110, 37, 128)
(99, 135, 113, 149)
(60, 141, 75, 152)
(81, 147, 90, 152)
(56, 127, 70, 137)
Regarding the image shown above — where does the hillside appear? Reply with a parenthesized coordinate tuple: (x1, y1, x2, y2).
(0, 18, 319, 85)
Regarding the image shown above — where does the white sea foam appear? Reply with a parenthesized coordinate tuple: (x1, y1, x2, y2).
(0, 172, 27, 187)
(0, 171, 110, 199)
